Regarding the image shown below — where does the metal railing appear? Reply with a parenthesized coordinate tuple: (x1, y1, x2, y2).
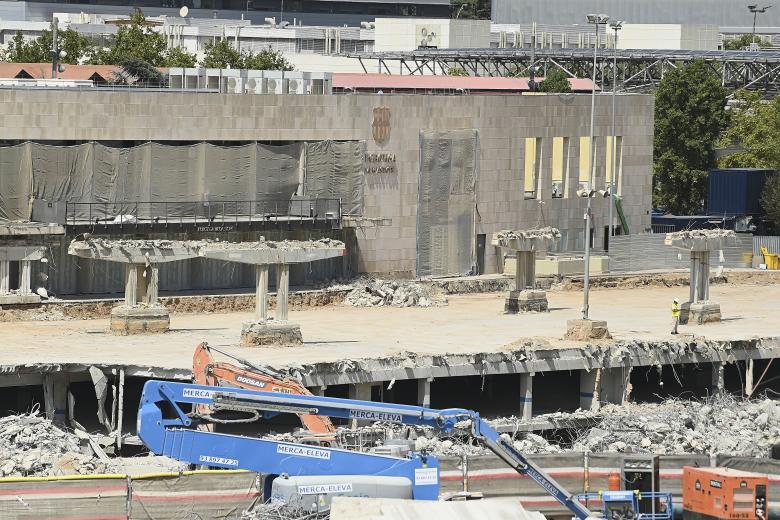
(64, 199, 342, 229)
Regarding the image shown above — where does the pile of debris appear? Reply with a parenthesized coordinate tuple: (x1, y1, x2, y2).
(346, 395, 779, 458)
(667, 229, 736, 240)
(243, 502, 329, 520)
(344, 279, 447, 308)
(0, 410, 103, 477)
(570, 396, 779, 456)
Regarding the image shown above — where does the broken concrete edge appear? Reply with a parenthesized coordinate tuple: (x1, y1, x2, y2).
(564, 319, 612, 341)
(3, 336, 776, 388)
(240, 320, 304, 347)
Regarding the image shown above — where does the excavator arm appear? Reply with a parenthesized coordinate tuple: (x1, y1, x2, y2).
(192, 343, 336, 436)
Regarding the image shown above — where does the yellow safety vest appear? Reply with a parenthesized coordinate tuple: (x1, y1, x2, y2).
(672, 303, 680, 317)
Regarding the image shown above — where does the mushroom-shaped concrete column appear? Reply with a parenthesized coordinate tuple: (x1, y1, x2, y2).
(664, 229, 736, 324)
(0, 243, 46, 305)
(68, 238, 201, 334)
(492, 227, 561, 312)
(201, 238, 346, 346)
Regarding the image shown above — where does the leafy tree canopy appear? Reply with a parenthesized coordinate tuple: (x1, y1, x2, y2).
(202, 39, 293, 71)
(653, 60, 729, 214)
(723, 34, 771, 50)
(1, 29, 95, 64)
(450, 0, 490, 19)
(446, 67, 468, 76)
(537, 68, 572, 93)
(93, 10, 168, 66)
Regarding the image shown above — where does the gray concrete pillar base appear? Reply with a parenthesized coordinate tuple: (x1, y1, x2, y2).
(0, 293, 41, 305)
(505, 290, 548, 313)
(110, 304, 170, 335)
(240, 320, 303, 347)
(564, 319, 612, 340)
(680, 301, 721, 325)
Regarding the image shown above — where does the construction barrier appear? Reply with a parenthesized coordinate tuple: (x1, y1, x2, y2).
(0, 474, 128, 520)
(0, 457, 777, 519)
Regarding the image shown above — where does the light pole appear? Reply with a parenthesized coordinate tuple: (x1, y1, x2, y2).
(749, 5, 772, 46)
(583, 13, 609, 321)
(608, 20, 623, 244)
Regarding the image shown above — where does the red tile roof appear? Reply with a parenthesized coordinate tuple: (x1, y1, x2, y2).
(0, 62, 120, 81)
(332, 73, 597, 92)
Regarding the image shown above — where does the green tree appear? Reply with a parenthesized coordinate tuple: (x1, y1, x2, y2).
(761, 173, 780, 230)
(113, 57, 167, 86)
(723, 34, 771, 50)
(1, 29, 95, 64)
(201, 40, 293, 71)
(94, 10, 168, 66)
(717, 91, 780, 230)
(537, 68, 572, 93)
(242, 48, 293, 71)
(446, 66, 468, 76)
(451, 0, 490, 19)
(201, 39, 244, 69)
(653, 60, 729, 214)
(161, 46, 197, 68)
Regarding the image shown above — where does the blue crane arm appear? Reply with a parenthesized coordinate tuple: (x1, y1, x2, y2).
(138, 381, 593, 518)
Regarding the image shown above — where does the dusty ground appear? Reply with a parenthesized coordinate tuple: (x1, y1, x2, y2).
(1, 279, 779, 371)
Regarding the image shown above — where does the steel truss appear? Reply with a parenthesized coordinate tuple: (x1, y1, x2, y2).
(348, 48, 780, 94)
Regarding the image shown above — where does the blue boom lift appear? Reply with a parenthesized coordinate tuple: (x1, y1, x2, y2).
(138, 380, 597, 517)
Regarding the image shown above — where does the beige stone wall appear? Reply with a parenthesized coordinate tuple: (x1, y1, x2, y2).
(0, 90, 653, 275)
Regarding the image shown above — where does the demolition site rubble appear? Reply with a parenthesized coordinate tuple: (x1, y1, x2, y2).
(344, 278, 447, 307)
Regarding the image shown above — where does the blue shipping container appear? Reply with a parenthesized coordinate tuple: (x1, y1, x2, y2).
(707, 168, 774, 216)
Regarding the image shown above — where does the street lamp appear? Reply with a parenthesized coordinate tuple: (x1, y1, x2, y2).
(748, 5, 772, 46)
(608, 20, 623, 244)
(583, 13, 609, 321)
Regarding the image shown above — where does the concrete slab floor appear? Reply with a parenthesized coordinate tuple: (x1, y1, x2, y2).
(0, 283, 778, 372)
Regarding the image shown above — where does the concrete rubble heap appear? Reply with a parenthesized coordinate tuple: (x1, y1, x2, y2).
(0, 410, 103, 477)
(243, 503, 329, 520)
(493, 227, 562, 245)
(345, 279, 447, 308)
(339, 395, 778, 458)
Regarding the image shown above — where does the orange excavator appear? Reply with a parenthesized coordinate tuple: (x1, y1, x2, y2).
(192, 342, 337, 439)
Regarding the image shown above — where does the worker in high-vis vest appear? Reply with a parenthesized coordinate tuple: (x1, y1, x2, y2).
(671, 298, 680, 335)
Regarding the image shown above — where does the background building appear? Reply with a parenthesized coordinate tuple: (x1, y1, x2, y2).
(0, 88, 653, 294)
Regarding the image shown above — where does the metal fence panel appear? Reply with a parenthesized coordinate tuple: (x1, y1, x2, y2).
(609, 234, 754, 273)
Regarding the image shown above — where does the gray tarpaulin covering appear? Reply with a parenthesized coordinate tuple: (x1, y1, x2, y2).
(0, 140, 363, 222)
(0, 143, 32, 220)
(304, 140, 365, 215)
(417, 130, 478, 278)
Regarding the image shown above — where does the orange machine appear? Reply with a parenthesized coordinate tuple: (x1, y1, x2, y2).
(192, 342, 337, 438)
(683, 467, 768, 520)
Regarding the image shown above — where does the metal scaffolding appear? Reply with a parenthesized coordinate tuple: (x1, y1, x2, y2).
(347, 48, 780, 93)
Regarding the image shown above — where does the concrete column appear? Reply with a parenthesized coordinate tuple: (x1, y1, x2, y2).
(417, 378, 432, 408)
(711, 362, 724, 395)
(275, 263, 290, 321)
(144, 266, 159, 305)
(516, 251, 535, 290)
(125, 264, 139, 306)
(689, 253, 698, 303)
(519, 373, 533, 421)
(601, 367, 630, 404)
(19, 260, 31, 295)
(43, 372, 68, 424)
(699, 252, 710, 301)
(255, 264, 269, 320)
(0, 260, 9, 294)
(349, 383, 372, 401)
(579, 370, 598, 410)
(310, 385, 327, 396)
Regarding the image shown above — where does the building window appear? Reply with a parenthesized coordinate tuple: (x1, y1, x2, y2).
(524, 137, 540, 199)
(605, 136, 623, 189)
(578, 136, 591, 190)
(552, 136, 568, 199)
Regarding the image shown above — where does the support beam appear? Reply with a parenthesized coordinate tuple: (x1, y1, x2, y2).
(43, 372, 69, 425)
(349, 383, 373, 427)
(579, 370, 598, 411)
(124, 264, 139, 307)
(275, 263, 290, 321)
(310, 385, 327, 397)
(520, 373, 533, 421)
(417, 377, 432, 408)
(0, 260, 9, 294)
(600, 367, 631, 405)
(255, 264, 269, 320)
(19, 260, 31, 295)
(144, 266, 159, 305)
(711, 362, 724, 395)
